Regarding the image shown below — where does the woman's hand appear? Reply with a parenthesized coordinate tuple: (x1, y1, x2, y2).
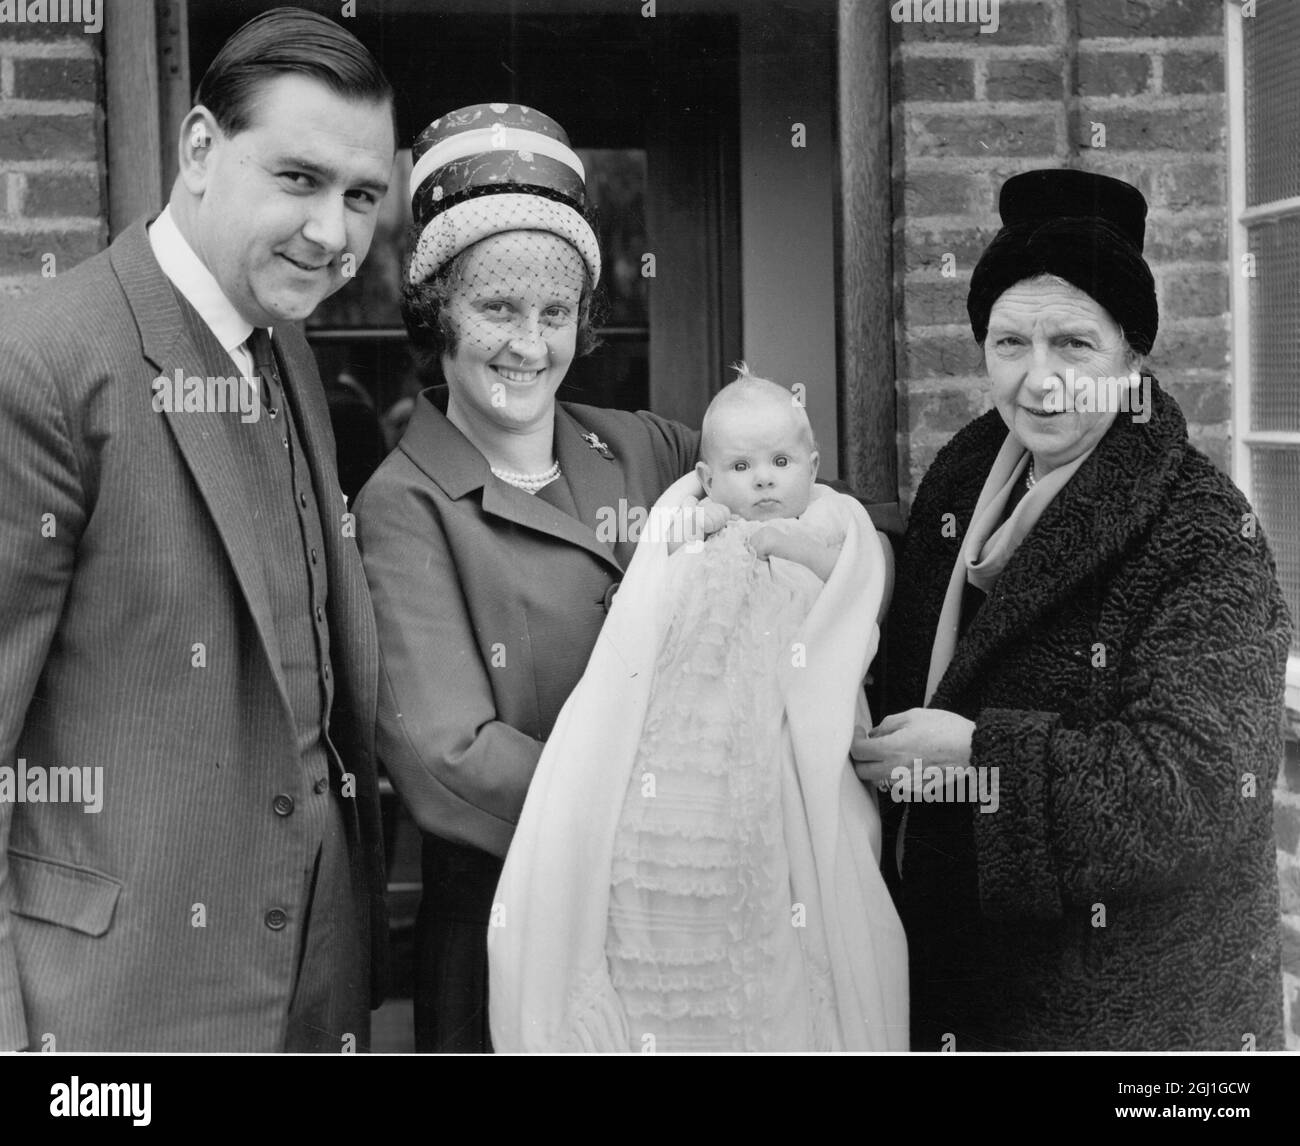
(850, 708, 976, 789)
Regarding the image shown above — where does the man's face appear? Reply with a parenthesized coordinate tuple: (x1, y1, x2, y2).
(186, 74, 395, 327)
(697, 402, 819, 522)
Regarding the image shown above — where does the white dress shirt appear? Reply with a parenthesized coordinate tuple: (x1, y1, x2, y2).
(147, 205, 266, 386)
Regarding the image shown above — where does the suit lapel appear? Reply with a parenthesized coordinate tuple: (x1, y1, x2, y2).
(111, 221, 287, 694)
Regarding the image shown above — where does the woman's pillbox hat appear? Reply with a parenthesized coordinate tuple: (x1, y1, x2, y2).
(407, 102, 601, 287)
(967, 168, 1158, 356)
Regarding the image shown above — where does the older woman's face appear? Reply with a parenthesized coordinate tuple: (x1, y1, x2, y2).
(985, 277, 1136, 478)
(441, 230, 584, 434)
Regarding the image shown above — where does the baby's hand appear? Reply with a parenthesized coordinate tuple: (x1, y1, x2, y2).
(749, 521, 842, 581)
(671, 496, 731, 553)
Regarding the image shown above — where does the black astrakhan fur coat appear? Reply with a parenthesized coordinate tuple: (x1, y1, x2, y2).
(882, 376, 1292, 1051)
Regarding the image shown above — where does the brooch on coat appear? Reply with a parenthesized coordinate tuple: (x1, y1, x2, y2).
(580, 431, 614, 459)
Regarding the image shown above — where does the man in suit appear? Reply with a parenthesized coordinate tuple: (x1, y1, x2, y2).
(0, 8, 396, 1051)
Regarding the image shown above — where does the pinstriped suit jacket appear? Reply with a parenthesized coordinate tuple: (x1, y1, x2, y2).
(0, 219, 386, 1051)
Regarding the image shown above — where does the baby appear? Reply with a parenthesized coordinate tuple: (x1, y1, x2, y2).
(690, 365, 842, 579)
(489, 367, 908, 1053)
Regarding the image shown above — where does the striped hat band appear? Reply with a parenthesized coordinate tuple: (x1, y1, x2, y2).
(407, 103, 600, 286)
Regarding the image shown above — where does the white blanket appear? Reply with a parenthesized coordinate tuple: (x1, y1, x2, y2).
(488, 475, 909, 1051)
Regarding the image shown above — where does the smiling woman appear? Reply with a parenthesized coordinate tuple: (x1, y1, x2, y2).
(353, 103, 699, 1053)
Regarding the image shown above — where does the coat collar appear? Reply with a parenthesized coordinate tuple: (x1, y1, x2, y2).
(398, 388, 626, 573)
(931, 378, 1187, 709)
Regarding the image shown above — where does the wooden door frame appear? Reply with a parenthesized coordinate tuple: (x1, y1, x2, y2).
(104, 0, 188, 238)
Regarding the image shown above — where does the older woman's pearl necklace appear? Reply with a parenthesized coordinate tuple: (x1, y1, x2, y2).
(491, 460, 561, 494)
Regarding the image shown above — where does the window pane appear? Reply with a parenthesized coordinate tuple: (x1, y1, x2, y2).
(1251, 447, 1300, 656)
(1248, 216, 1300, 432)
(575, 148, 649, 328)
(1244, 0, 1300, 206)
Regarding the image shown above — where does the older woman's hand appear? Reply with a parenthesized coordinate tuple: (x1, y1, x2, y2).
(850, 708, 976, 788)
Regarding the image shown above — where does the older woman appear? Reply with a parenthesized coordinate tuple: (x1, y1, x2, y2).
(854, 169, 1291, 1051)
(354, 105, 697, 1053)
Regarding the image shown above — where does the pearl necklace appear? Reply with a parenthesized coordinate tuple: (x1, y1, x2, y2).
(490, 459, 561, 494)
(1025, 461, 1037, 491)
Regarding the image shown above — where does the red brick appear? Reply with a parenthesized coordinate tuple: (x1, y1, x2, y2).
(0, 21, 86, 41)
(12, 56, 98, 101)
(1277, 802, 1300, 855)
(0, 114, 98, 161)
(1279, 863, 1300, 914)
(904, 384, 985, 432)
(904, 278, 971, 326)
(1161, 378, 1229, 423)
(1150, 160, 1225, 211)
(895, 2, 1055, 44)
(904, 330, 984, 378)
(1162, 50, 1224, 95)
(895, 55, 975, 102)
(1072, 105, 1224, 153)
(1186, 428, 1228, 473)
(1077, 51, 1150, 97)
(1144, 215, 1227, 263)
(985, 57, 1064, 101)
(908, 110, 1058, 158)
(1162, 267, 1227, 319)
(22, 171, 101, 217)
(1282, 923, 1300, 978)
(1077, 0, 1222, 40)
(900, 223, 1000, 273)
(0, 227, 104, 275)
(900, 170, 978, 215)
(1149, 324, 1228, 372)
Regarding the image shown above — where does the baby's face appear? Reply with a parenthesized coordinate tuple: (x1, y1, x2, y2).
(697, 404, 819, 522)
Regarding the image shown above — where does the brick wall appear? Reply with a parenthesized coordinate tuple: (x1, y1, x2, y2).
(0, 20, 106, 298)
(892, 0, 1297, 1050)
(893, 0, 1228, 493)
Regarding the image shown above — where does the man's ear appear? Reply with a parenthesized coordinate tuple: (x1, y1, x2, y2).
(809, 450, 820, 482)
(694, 459, 712, 494)
(177, 107, 220, 194)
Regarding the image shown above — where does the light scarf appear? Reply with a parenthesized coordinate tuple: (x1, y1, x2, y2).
(924, 434, 1096, 704)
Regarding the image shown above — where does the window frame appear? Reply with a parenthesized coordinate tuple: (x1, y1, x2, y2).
(1225, 0, 1300, 713)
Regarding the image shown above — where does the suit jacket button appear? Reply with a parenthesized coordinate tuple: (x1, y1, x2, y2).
(603, 581, 621, 612)
(313, 777, 329, 795)
(273, 794, 295, 817)
(265, 909, 287, 930)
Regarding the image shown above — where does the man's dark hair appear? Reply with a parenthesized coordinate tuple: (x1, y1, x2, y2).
(195, 7, 395, 138)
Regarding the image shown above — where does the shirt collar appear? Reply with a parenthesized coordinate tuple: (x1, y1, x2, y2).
(147, 205, 262, 355)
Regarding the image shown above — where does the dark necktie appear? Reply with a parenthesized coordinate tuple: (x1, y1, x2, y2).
(246, 327, 280, 421)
